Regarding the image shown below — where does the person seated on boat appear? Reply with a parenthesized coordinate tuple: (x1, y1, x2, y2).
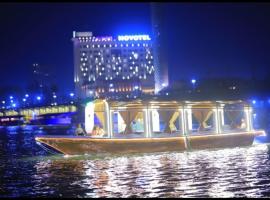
(75, 123, 86, 136)
(91, 126, 105, 137)
(97, 127, 105, 137)
(132, 119, 145, 134)
(91, 126, 99, 136)
(238, 118, 247, 130)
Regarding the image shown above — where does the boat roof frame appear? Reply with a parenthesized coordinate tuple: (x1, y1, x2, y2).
(92, 99, 251, 110)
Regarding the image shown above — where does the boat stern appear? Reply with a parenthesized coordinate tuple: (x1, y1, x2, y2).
(254, 129, 267, 137)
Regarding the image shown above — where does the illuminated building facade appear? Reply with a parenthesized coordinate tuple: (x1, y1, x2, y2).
(72, 31, 155, 99)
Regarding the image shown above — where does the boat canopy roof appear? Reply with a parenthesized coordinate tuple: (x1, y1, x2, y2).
(89, 99, 251, 110)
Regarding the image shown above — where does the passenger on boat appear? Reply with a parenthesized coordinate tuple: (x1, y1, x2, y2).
(75, 123, 86, 136)
(91, 126, 105, 137)
(239, 118, 247, 129)
(232, 118, 247, 130)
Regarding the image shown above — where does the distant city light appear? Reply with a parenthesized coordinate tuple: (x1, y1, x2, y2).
(25, 94, 29, 98)
(12, 103, 16, 108)
(37, 96, 41, 101)
(166, 93, 169, 96)
(9, 96, 13, 100)
(2, 101, 5, 104)
(191, 79, 196, 84)
(53, 95, 57, 99)
(252, 100, 256, 104)
(70, 93, 74, 97)
(23, 98, 26, 102)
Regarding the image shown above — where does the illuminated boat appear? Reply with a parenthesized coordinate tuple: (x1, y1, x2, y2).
(35, 99, 266, 155)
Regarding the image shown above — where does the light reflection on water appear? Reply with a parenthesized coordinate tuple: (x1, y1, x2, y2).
(12, 144, 270, 197)
(1, 128, 270, 197)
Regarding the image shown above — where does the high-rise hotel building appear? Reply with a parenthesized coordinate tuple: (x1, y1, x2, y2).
(72, 31, 156, 99)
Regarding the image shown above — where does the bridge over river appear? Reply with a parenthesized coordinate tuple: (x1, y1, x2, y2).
(0, 105, 79, 127)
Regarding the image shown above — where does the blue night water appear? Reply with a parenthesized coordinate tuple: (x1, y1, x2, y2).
(0, 104, 270, 198)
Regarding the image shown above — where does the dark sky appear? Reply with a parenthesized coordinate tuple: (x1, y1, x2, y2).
(0, 3, 270, 93)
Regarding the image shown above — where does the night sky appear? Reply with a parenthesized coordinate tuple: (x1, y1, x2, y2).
(1, 3, 270, 94)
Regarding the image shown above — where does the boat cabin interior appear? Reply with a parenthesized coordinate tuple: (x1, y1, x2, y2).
(84, 99, 254, 139)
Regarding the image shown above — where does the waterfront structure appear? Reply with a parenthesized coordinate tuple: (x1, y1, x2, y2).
(0, 104, 77, 127)
(35, 99, 265, 155)
(72, 32, 156, 99)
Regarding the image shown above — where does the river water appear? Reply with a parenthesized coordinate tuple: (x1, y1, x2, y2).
(0, 104, 270, 198)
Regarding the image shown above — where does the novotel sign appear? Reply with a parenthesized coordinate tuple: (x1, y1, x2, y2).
(118, 35, 151, 41)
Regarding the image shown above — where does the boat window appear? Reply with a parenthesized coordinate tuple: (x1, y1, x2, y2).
(111, 110, 146, 138)
(149, 109, 182, 138)
(188, 108, 216, 135)
(220, 104, 248, 133)
(86, 111, 108, 138)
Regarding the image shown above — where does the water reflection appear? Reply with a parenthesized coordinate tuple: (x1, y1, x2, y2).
(0, 119, 270, 197)
(17, 144, 269, 197)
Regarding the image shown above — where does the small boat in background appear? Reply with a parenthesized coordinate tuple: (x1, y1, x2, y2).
(35, 99, 266, 155)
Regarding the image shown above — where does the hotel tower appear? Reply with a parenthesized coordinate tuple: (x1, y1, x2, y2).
(72, 32, 156, 99)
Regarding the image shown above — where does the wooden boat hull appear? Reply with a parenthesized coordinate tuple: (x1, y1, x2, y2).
(35, 131, 265, 155)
